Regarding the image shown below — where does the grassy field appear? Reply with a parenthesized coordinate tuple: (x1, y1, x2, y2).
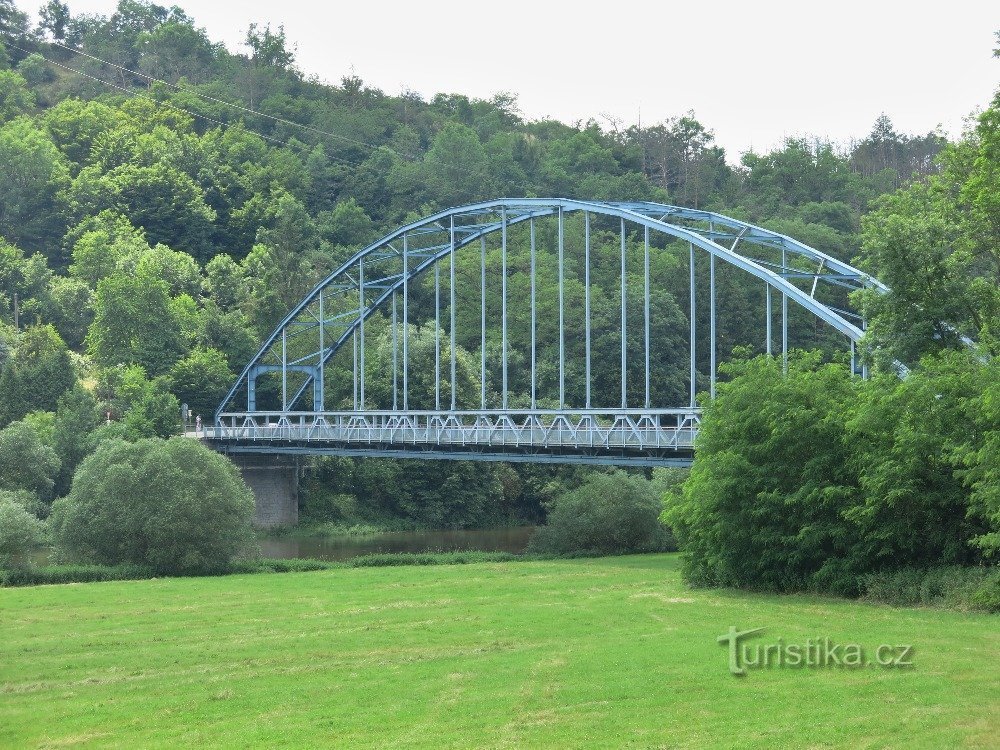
(1, 555, 997, 749)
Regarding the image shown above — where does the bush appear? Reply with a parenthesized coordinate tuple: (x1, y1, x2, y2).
(50, 437, 256, 575)
(0, 494, 48, 568)
(527, 471, 670, 556)
(970, 572, 1000, 613)
(349, 551, 518, 567)
(0, 563, 154, 587)
(858, 566, 995, 609)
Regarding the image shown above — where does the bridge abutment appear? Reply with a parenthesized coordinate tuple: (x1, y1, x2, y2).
(229, 454, 300, 528)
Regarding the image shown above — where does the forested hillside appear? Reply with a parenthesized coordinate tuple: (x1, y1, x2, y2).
(0, 0, 991, 531)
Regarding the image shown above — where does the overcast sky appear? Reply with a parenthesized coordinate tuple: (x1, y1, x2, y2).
(22, 0, 1000, 159)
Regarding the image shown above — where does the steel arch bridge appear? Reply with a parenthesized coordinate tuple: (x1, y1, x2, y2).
(206, 199, 884, 466)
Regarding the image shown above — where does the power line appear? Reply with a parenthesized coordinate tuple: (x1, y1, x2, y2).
(41, 37, 418, 161)
(2, 38, 365, 168)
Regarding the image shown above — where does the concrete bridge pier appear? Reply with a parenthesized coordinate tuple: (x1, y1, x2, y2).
(229, 454, 300, 528)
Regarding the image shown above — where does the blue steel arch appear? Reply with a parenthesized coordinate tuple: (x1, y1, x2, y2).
(217, 198, 882, 421)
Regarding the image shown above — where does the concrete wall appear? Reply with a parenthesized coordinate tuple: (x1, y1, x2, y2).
(229, 454, 300, 528)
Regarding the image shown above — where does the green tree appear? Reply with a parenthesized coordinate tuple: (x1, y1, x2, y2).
(68, 211, 150, 286)
(37, 0, 71, 41)
(417, 122, 494, 206)
(319, 197, 374, 247)
(51, 437, 255, 575)
(0, 0, 29, 39)
(168, 347, 234, 418)
(0, 69, 35, 120)
(846, 353, 992, 570)
(663, 354, 861, 593)
(122, 375, 181, 438)
(0, 419, 61, 502)
(68, 163, 217, 261)
(0, 493, 47, 569)
(0, 117, 70, 252)
(87, 271, 184, 376)
(0, 324, 76, 426)
(528, 471, 667, 555)
(52, 385, 101, 496)
(40, 276, 93, 349)
(137, 20, 217, 83)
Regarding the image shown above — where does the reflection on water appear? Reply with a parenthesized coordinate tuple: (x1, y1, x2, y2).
(259, 526, 537, 561)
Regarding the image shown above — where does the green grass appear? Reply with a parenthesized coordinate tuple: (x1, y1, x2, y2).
(0, 555, 996, 748)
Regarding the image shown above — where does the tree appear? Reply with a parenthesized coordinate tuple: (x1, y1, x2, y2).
(87, 271, 185, 376)
(0, 70, 35, 121)
(121, 375, 181, 438)
(0, 494, 47, 569)
(856, 179, 995, 366)
(319, 197, 373, 247)
(16, 53, 53, 86)
(68, 211, 150, 286)
(0, 420, 61, 502)
(528, 471, 667, 555)
(846, 352, 992, 570)
(663, 354, 861, 593)
(40, 276, 93, 349)
(137, 20, 217, 83)
(37, 0, 71, 41)
(168, 347, 234, 418)
(0, 0, 29, 38)
(417, 123, 494, 206)
(67, 163, 217, 262)
(0, 324, 76, 426)
(245, 22, 295, 70)
(0, 117, 70, 252)
(52, 384, 100, 496)
(50, 437, 255, 575)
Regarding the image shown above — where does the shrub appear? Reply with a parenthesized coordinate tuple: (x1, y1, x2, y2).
(527, 471, 669, 556)
(0, 563, 153, 587)
(50, 437, 255, 575)
(859, 566, 998, 609)
(0, 494, 48, 568)
(970, 572, 1000, 613)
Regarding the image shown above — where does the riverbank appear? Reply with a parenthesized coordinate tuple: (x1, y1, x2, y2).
(259, 524, 537, 561)
(1, 554, 996, 748)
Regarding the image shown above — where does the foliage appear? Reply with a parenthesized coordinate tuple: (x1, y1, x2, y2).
(0, 419, 61, 502)
(666, 351, 1000, 595)
(528, 471, 669, 555)
(0, 493, 48, 568)
(0, 324, 76, 425)
(663, 353, 861, 592)
(51, 384, 101, 495)
(87, 270, 184, 375)
(167, 346, 233, 418)
(51, 437, 255, 574)
(858, 565, 999, 610)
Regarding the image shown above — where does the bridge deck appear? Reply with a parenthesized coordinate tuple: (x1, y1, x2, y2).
(202, 410, 698, 467)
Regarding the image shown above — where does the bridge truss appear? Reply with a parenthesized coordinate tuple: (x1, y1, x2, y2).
(210, 199, 884, 465)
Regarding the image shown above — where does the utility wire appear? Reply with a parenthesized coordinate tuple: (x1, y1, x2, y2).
(40, 37, 418, 160)
(2, 38, 367, 168)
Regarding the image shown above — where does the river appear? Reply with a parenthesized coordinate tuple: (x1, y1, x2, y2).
(259, 526, 537, 561)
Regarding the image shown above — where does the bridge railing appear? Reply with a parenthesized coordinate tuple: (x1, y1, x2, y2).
(208, 409, 700, 452)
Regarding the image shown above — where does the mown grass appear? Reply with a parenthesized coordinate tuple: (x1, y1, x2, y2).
(0, 554, 997, 748)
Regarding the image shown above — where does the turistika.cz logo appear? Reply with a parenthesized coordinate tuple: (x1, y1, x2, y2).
(717, 626, 914, 676)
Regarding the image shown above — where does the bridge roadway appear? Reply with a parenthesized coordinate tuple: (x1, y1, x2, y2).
(198, 409, 699, 467)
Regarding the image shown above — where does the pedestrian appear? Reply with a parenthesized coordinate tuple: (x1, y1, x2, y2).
(195, 414, 202, 434)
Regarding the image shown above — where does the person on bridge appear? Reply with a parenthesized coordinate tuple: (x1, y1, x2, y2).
(195, 415, 202, 434)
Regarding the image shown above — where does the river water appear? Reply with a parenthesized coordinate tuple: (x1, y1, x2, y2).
(259, 526, 537, 561)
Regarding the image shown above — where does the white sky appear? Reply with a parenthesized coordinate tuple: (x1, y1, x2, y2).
(21, 0, 1000, 159)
